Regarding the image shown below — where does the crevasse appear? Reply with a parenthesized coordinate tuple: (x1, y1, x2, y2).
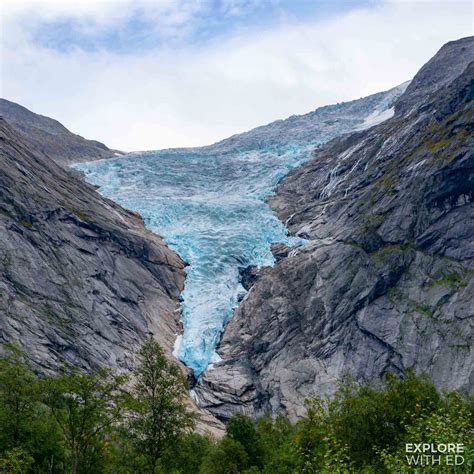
(74, 82, 408, 376)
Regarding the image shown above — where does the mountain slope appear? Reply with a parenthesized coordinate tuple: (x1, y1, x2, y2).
(194, 37, 474, 421)
(75, 81, 409, 379)
(0, 99, 120, 165)
(0, 118, 185, 372)
(200, 81, 409, 154)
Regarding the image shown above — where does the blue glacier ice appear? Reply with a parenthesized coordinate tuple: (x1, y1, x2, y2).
(74, 82, 409, 376)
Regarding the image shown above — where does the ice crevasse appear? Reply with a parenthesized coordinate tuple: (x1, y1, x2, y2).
(74, 81, 409, 376)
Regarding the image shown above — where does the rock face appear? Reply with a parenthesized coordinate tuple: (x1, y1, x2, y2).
(204, 81, 409, 153)
(0, 118, 185, 373)
(0, 99, 120, 165)
(0, 116, 225, 436)
(195, 37, 474, 421)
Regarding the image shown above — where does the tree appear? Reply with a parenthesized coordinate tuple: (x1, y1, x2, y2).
(199, 438, 249, 474)
(125, 338, 195, 473)
(0, 447, 33, 474)
(161, 432, 213, 474)
(226, 414, 264, 469)
(380, 391, 474, 473)
(0, 343, 38, 450)
(42, 367, 128, 474)
(0, 344, 66, 472)
(327, 371, 441, 467)
(291, 398, 352, 473)
(256, 415, 298, 474)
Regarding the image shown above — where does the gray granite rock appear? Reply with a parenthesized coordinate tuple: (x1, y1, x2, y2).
(195, 37, 474, 421)
(0, 99, 121, 165)
(0, 117, 185, 373)
(0, 117, 225, 437)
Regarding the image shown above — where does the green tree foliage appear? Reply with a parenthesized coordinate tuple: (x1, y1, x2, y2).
(161, 433, 212, 474)
(293, 398, 352, 473)
(0, 448, 34, 474)
(199, 437, 249, 474)
(255, 415, 294, 473)
(124, 338, 195, 473)
(1, 341, 472, 474)
(42, 368, 128, 474)
(226, 414, 264, 469)
(327, 371, 441, 467)
(0, 344, 38, 449)
(380, 391, 474, 473)
(0, 344, 65, 472)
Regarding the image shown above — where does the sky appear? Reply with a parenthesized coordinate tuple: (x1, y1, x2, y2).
(0, 0, 472, 151)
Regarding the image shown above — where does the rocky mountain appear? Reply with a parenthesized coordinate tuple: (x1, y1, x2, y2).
(0, 115, 224, 436)
(0, 99, 120, 165)
(205, 81, 408, 154)
(194, 37, 474, 421)
(0, 117, 186, 372)
(75, 80, 409, 381)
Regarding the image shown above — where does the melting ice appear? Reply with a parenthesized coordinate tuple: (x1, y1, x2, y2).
(74, 83, 408, 376)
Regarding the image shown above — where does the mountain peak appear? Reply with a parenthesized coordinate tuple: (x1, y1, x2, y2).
(0, 99, 122, 165)
(395, 36, 474, 116)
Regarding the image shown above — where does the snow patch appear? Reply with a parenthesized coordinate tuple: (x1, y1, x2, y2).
(173, 334, 182, 359)
(357, 107, 395, 130)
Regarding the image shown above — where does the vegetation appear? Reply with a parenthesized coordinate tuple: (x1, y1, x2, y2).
(118, 339, 194, 473)
(433, 270, 470, 290)
(1, 342, 472, 473)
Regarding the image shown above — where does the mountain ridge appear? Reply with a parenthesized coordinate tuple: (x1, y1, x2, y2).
(74, 78, 409, 379)
(0, 98, 122, 165)
(0, 116, 185, 372)
(194, 36, 474, 421)
(1, 37, 472, 433)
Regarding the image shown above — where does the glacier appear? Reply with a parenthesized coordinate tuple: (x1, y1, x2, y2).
(74, 82, 408, 376)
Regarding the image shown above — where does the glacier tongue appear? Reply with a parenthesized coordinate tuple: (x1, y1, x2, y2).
(74, 82, 407, 376)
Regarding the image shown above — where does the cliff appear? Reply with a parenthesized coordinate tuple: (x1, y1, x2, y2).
(0, 117, 186, 371)
(0, 114, 225, 435)
(195, 37, 474, 421)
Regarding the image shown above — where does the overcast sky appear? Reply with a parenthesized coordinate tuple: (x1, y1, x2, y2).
(1, 0, 472, 151)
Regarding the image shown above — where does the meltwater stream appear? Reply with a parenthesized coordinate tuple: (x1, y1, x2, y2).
(74, 84, 407, 376)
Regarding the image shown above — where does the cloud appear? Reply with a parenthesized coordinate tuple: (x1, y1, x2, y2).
(0, 0, 472, 151)
(2, 1, 212, 52)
